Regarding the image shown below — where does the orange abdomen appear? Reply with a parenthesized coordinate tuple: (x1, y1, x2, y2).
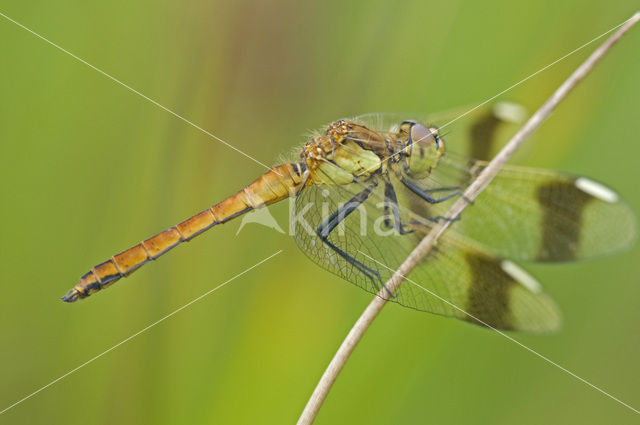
(62, 163, 304, 302)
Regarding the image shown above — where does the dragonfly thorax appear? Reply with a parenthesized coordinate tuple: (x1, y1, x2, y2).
(301, 120, 387, 185)
(299, 119, 445, 185)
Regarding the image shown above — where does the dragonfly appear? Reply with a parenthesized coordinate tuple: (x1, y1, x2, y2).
(62, 104, 637, 333)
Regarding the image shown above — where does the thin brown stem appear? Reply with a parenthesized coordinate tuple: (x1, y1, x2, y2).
(297, 12, 640, 425)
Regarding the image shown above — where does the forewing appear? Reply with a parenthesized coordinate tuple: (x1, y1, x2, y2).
(293, 178, 561, 332)
(353, 104, 636, 263)
(424, 157, 638, 262)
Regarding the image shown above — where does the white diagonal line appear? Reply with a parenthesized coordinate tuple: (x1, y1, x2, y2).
(358, 250, 640, 415)
(436, 16, 634, 131)
(0, 11, 278, 174)
(0, 250, 282, 416)
(356, 14, 637, 178)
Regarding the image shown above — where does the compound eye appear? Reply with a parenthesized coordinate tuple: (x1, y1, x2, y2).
(409, 122, 437, 148)
(404, 121, 444, 176)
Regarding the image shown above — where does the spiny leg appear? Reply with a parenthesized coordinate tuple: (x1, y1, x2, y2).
(316, 186, 395, 298)
(420, 186, 463, 193)
(423, 185, 475, 206)
(401, 178, 464, 223)
(384, 180, 414, 235)
(401, 178, 461, 203)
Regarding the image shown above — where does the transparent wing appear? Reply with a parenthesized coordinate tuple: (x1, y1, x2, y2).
(294, 103, 634, 331)
(408, 156, 638, 262)
(358, 104, 637, 263)
(293, 177, 561, 332)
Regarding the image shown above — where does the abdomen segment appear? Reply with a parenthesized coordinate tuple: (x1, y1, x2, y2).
(62, 163, 304, 302)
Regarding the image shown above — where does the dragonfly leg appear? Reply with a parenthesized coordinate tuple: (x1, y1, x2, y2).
(421, 185, 462, 193)
(401, 178, 466, 223)
(419, 184, 475, 205)
(425, 215, 461, 223)
(316, 187, 395, 298)
(384, 181, 414, 234)
(401, 178, 460, 204)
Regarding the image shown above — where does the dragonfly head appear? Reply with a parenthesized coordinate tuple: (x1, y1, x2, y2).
(400, 121, 445, 176)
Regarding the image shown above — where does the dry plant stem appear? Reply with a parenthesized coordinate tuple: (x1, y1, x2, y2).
(297, 12, 640, 425)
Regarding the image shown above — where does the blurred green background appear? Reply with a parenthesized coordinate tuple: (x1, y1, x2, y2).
(1, 1, 639, 424)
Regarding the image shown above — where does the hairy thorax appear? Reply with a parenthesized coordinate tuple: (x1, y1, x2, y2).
(301, 120, 391, 186)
